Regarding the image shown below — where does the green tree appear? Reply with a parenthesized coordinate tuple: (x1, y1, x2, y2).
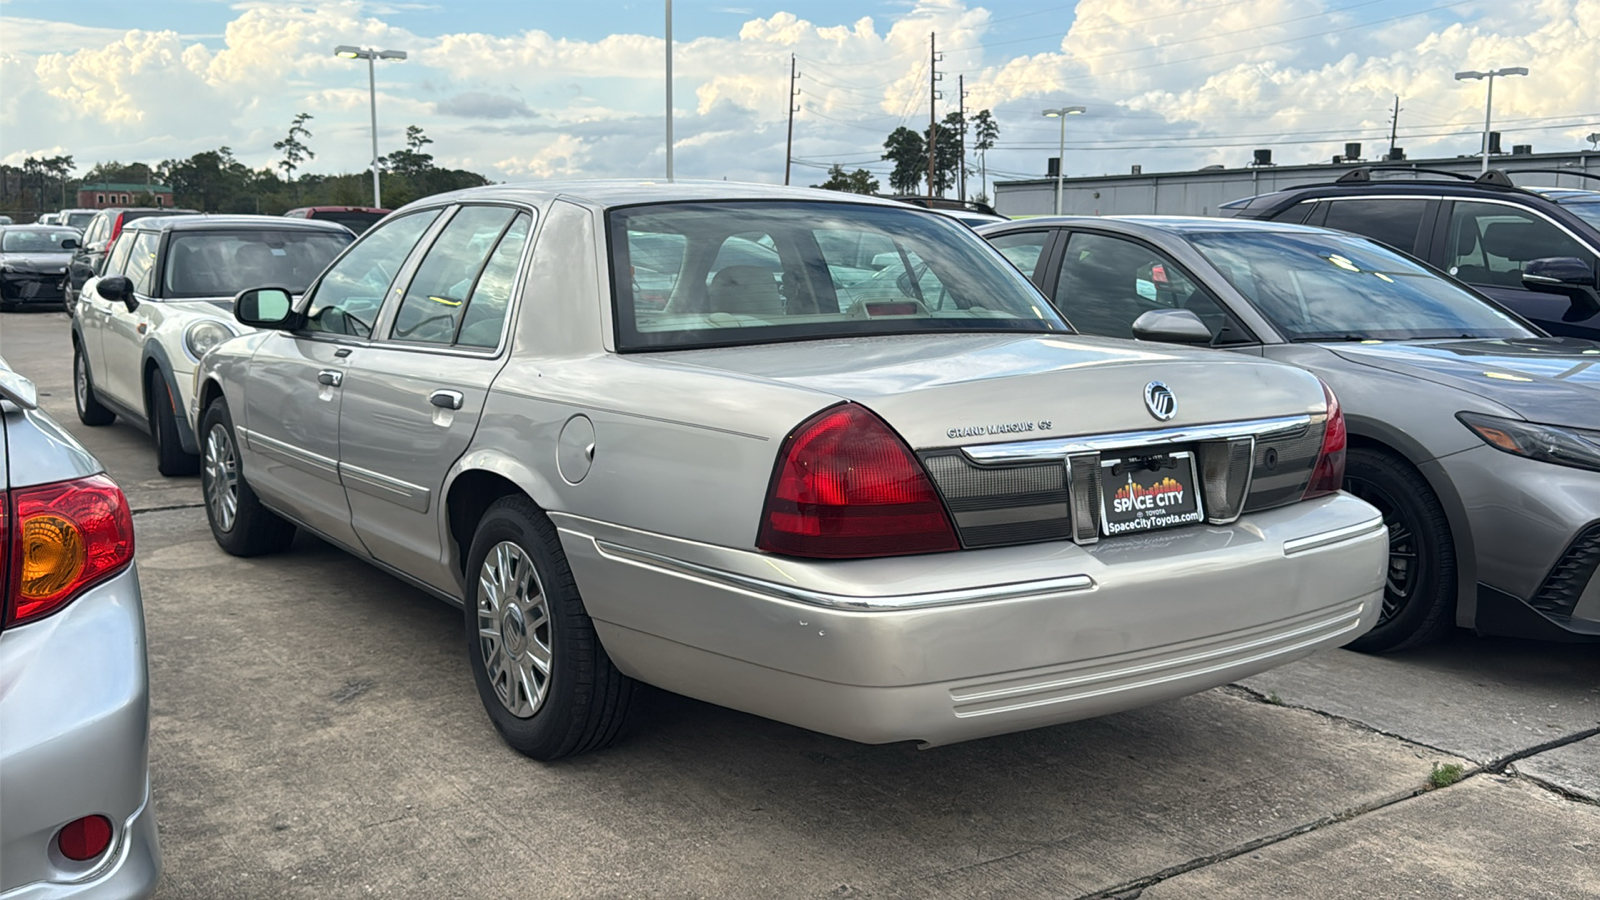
(881, 127, 927, 195)
(273, 113, 315, 200)
(813, 164, 880, 195)
(161, 147, 260, 212)
(972, 109, 999, 204)
(926, 111, 965, 197)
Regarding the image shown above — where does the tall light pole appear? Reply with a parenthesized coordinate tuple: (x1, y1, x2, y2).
(1041, 106, 1085, 215)
(664, 0, 674, 182)
(1454, 67, 1527, 174)
(334, 45, 408, 207)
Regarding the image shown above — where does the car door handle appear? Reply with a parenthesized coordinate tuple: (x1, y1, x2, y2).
(429, 389, 464, 410)
(317, 369, 343, 387)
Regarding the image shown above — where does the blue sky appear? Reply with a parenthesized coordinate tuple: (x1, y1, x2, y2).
(2, 1, 1595, 194)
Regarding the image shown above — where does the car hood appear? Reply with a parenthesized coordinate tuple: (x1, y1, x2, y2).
(657, 333, 1325, 449)
(1327, 336, 1600, 425)
(0, 252, 72, 270)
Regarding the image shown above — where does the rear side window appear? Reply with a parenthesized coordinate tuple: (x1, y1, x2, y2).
(1320, 199, 1428, 255)
(987, 230, 1052, 282)
(303, 209, 440, 338)
(390, 206, 519, 345)
(458, 213, 531, 348)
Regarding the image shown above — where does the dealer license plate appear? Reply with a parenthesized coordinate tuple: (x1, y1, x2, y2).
(1098, 451, 1206, 537)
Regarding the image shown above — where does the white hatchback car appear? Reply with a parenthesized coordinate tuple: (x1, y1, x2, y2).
(71, 215, 352, 475)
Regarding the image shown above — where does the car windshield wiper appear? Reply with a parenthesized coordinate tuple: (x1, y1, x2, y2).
(1288, 334, 1376, 343)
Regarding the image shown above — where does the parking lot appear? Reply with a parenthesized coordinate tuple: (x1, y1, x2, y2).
(3, 307, 1598, 898)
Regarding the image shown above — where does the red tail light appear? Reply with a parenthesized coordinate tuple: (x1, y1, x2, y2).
(1302, 381, 1347, 500)
(4, 475, 135, 628)
(108, 213, 127, 243)
(758, 404, 960, 558)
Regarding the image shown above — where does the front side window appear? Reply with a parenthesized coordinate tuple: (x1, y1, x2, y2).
(164, 229, 352, 299)
(122, 232, 161, 295)
(609, 201, 1064, 350)
(105, 233, 135, 275)
(302, 209, 441, 338)
(1320, 198, 1428, 255)
(1053, 232, 1238, 342)
(1446, 201, 1594, 289)
(1558, 199, 1600, 230)
(390, 206, 518, 344)
(1190, 230, 1533, 342)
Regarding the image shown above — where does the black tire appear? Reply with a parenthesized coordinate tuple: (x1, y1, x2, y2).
(1343, 447, 1458, 653)
(199, 397, 296, 556)
(464, 495, 637, 760)
(73, 341, 116, 426)
(148, 369, 200, 476)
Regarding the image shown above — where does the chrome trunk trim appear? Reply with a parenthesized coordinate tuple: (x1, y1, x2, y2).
(961, 414, 1311, 465)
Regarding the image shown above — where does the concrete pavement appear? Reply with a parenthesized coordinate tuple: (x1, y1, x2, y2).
(4, 308, 1597, 899)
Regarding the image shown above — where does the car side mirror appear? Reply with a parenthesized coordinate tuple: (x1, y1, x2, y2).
(60, 238, 79, 250)
(234, 287, 295, 329)
(96, 275, 137, 311)
(1131, 308, 1213, 345)
(1523, 257, 1600, 309)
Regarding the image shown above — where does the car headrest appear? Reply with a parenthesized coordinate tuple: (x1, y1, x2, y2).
(1480, 221, 1549, 263)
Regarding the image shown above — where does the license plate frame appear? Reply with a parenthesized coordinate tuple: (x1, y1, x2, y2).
(1098, 450, 1206, 537)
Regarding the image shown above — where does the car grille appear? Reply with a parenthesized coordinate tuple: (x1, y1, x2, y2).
(1529, 524, 1600, 620)
(922, 415, 1324, 550)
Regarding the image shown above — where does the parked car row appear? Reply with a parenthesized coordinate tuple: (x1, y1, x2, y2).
(6, 176, 1596, 784)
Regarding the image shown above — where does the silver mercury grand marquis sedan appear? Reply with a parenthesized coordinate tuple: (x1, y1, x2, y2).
(191, 182, 1386, 760)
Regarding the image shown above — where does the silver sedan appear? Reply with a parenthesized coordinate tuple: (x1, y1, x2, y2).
(192, 183, 1386, 759)
(979, 215, 1600, 651)
(0, 361, 159, 899)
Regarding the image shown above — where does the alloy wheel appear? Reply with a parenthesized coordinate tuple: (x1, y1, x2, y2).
(1345, 476, 1421, 625)
(74, 353, 89, 412)
(203, 423, 240, 533)
(476, 541, 553, 719)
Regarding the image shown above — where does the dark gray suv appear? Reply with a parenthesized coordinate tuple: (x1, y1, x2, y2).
(1221, 167, 1600, 339)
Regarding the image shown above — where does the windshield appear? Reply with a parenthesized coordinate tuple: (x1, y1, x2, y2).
(1188, 230, 1534, 342)
(608, 201, 1066, 350)
(1, 230, 78, 252)
(164, 230, 352, 298)
(1558, 199, 1600, 230)
(65, 212, 95, 229)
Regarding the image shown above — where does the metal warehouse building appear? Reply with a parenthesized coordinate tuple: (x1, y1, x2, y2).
(992, 148, 1600, 218)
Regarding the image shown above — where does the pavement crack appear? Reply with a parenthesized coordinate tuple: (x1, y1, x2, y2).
(1068, 782, 1455, 900)
(1222, 684, 1465, 760)
(1481, 724, 1600, 773)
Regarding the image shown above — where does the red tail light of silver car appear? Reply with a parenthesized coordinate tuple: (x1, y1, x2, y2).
(3, 474, 136, 628)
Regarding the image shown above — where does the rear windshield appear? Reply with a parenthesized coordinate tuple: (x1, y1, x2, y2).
(1188, 230, 1533, 342)
(65, 212, 95, 229)
(163, 229, 352, 298)
(1, 230, 79, 252)
(608, 200, 1065, 350)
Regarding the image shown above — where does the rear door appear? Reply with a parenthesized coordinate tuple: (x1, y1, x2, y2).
(1439, 199, 1600, 337)
(336, 205, 532, 592)
(239, 208, 443, 551)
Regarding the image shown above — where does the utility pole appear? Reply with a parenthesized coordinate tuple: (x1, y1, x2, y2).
(958, 74, 969, 203)
(665, 0, 674, 182)
(927, 32, 943, 198)
(1387, 95, 1402, 159)
(784, 54, 799, 185)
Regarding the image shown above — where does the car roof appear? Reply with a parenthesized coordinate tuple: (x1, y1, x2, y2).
(402, 180, 913, 212)
(287, 206, 390, 214)
(0, 224, 80, 232)
(124, 214, 355, 234)
(979, 215, 1331, 237)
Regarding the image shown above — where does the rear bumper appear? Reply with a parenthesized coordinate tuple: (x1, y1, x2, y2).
(0, 567, 161, 899)
(555, 493, 1386, 746)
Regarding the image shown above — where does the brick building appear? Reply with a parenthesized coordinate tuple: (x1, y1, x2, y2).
(76, 182, 175, 209)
